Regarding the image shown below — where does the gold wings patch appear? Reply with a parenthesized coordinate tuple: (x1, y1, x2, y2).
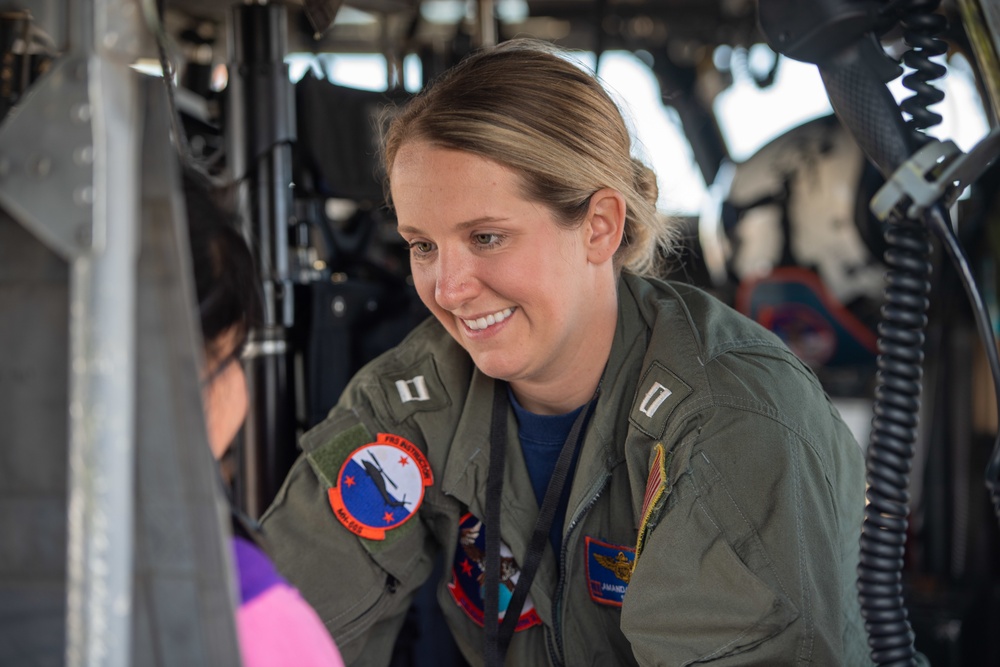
(593, 551, 633, 584)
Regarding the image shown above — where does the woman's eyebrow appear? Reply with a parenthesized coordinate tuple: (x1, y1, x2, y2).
(398, 216, 509, 236)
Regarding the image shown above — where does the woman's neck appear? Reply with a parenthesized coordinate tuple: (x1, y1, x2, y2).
(510, 374, 602, 415)
(510, 290, 618, 415)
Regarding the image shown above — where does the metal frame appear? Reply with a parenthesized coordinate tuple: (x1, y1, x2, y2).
(0, 2, 242, 664)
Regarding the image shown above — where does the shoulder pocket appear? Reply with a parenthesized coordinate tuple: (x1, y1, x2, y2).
(622, 470, 799, 665)
(299, 411, 432, 583)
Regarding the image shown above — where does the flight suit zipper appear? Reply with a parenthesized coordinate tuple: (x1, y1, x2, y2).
(548, 472, 610, 667)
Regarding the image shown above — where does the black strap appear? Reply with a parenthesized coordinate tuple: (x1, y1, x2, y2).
(483, 381, 509, 666)
(483, 381, 599, 667)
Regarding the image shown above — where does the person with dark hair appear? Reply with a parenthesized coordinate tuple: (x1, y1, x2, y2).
(260, 40, 869, 666)
(185, 171, 345, 667)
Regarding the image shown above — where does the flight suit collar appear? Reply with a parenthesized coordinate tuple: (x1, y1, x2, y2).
(440, 277, 654, 504)
(560, 276, 648, 525)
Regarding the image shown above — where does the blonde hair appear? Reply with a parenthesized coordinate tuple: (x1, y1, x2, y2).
(381, 39, 677, 276)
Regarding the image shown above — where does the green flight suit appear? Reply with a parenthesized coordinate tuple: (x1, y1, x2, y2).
(260, 273, 871, 666)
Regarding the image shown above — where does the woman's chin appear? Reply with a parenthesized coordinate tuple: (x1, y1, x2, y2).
(467, 353, 522, 383)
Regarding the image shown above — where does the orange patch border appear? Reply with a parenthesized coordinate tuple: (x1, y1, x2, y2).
(327, 432, 433, 541)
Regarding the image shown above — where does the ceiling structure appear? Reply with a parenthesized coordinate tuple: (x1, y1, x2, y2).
(161, 0, 763, 63)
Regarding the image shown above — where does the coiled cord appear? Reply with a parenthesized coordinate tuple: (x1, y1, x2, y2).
(857, 1, 949, 665)
(899, 0, 948, 144)
(859, 219, 932, 667)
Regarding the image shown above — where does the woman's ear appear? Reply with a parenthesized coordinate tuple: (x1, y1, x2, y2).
(584, 188, 626, 265)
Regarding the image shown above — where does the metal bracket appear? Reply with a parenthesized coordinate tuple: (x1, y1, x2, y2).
(0, 56, 96, 260)
(871, 127, 1000, 221)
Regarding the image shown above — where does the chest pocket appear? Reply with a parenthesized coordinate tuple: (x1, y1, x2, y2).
(446, 511, 543, 632)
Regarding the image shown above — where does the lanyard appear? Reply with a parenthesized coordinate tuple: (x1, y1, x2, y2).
(483, 380, 599, 667)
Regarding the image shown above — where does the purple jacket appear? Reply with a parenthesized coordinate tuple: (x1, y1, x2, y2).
(232, 536, 345, 667)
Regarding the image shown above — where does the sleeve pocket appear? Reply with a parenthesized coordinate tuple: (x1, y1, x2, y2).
(621, 482, 799, 666)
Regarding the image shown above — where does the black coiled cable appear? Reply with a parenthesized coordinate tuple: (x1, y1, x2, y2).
(859, 219, 932, 667)
(857, 1, 948, 665)
(899, 0, 948, 143)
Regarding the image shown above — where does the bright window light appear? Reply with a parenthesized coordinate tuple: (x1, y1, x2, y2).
(714, 52, 833, 162)
(286, 52, 422, 92)
(596, 51, 708, 216)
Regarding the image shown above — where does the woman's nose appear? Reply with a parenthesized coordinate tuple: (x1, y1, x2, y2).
(434, 247, 478, 311)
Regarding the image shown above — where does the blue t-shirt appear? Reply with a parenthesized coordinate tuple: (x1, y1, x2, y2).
(509, 388, 585, 557)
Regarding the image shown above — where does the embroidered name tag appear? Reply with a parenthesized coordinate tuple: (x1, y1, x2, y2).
(327, 433, 433, 541)
(447, 512, 542, 632)
(585, 536, 635, 607)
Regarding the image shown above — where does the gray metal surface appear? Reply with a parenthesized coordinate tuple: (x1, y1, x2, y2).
(0, 56, 97, 260)
(129, 78, 241, 667)
(0, 59, 241, 667)
(0, 206, 71, 667)
(64, 53, 140, 667)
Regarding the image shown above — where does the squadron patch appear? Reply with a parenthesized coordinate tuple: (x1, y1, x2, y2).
(447, 512, 542, 632)
(585, 536, 635, 607)
(327, 433, 433, 541)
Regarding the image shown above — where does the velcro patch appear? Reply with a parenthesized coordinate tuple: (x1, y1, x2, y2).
(629, 362, 692, 439)
(326, 433, 433, 541)
(635, 443, 670, 560)
(306, 423, 373, 488)
(585, 536, 635, 607)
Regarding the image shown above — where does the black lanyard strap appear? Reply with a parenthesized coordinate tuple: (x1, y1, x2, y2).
(483, 380, 599, 667)
(483, 380, 508, 664)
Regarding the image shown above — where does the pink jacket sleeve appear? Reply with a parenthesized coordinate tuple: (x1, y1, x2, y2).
(233, 536, 345, 667)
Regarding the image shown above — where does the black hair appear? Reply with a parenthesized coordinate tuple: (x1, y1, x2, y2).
(183, 169, 262, 368)
(183, 169, 269, 536)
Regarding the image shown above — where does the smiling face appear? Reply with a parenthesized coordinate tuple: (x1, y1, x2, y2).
(391, 142, 623, 413)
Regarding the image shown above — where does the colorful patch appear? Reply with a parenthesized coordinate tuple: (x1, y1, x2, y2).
(585, 536, 635, 607)
(327, 433, 433, 541)
(636, 443, 670, 559)
(447, 512, 542, 632)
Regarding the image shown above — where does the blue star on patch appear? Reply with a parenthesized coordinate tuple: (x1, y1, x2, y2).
(585, 536, 635, 607)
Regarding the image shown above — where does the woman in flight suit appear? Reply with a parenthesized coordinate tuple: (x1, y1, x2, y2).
(260, 39, 870, 666)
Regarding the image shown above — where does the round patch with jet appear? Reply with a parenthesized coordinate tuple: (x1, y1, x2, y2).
(327, 433, 433, 541)
(447, 512, 542, 632)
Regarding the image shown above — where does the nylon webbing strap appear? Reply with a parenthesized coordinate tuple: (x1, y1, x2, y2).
(483, 380, 508, 667)
(483, 381, 599, 667)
